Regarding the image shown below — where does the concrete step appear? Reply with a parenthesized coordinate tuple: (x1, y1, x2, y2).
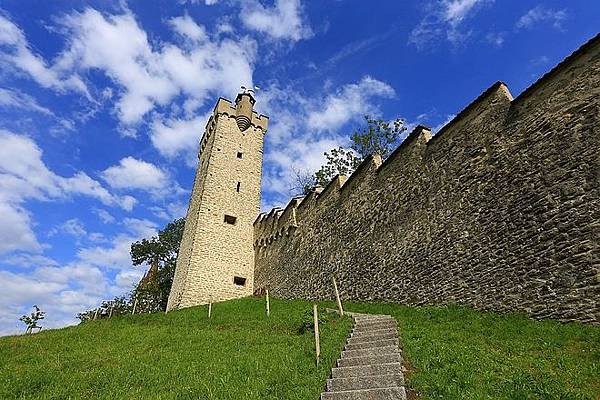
(348, 331, 397, 343)
(352, 327, 397, 337)
(337, 353, 402, 367)
(321, 387, 407, 400)
(332, 362, 402, 378)
(342, 346, 399, 359)
(353, 321, 397, 330)
(327, 373, 405, 391)
(345, 338, 398, 351)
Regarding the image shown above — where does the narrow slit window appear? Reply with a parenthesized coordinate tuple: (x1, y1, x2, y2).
(236, 182, 241, 192)
(233, 276, 246, 286)
(237, 151, 243, 159)
(224, 214, 237, 225)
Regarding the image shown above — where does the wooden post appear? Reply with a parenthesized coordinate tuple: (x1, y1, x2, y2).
(333, 276, 344, 317)
(266, 289, 270, 317)
(208, 301, 212, 319)
(132, 297, 138, 315)
(313, 304, 320, 366)
(93, 308, 100, 320)
(109, 304, 114, 318)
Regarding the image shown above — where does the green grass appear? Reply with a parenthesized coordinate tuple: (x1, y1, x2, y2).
(343, 302, 600, 400)
(2, 298, 599, 400)
(0, 297, 352, 400)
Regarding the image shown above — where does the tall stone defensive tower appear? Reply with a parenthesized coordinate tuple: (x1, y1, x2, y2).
(167, 90, 268, 311)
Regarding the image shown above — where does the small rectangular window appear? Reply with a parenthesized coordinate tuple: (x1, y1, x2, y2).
(236, 182, 241, 192)
(237, 152, 243, 159)
(224, 214, 237, 225)
(233, 276, 246, 286)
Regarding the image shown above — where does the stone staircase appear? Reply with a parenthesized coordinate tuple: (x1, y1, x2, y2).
(320, 314, 406, 400)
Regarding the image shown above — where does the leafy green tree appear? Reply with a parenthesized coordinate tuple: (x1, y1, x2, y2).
(310, 116, 406, 191)
(130, 218, 185, 312)
(76, 218, 185, 321)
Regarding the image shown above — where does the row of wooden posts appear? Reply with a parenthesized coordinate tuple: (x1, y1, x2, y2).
(95, 276, 345, 365)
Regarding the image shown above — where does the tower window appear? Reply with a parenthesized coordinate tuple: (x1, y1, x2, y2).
(237, 152, 243, 158)
(236, 182, 241, 192)
(233, 276, 247, 286)
(224, 214, 237, 225)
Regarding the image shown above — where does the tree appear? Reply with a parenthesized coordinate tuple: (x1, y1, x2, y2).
(311, 116, 406, 189)
(130, 218, 185, 312)
(76, 218, 186, 321)
(291, 167, 317, 196)
(20, 305, 45, 334)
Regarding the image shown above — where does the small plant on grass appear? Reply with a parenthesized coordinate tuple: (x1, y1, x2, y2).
(19, 305, 45, 334)
(297, 308, 335, 334)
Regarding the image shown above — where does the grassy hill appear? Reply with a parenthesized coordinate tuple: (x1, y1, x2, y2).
(1, 297, 599, 399)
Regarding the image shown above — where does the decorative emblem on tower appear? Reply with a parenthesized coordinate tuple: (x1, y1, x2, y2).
(235, 86, 257, 132)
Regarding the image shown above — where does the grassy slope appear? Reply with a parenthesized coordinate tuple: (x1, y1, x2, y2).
(2, 298, 599, 400)
(0, 297, 351, 400)
(344, 302, 600, 400)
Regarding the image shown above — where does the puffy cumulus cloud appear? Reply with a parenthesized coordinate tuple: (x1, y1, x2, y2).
(515, 6, 567, 31)
(54, 8, 256, 127)
(240, 0, 313, 41)
(0, 130, 135, 254)
(101, 157, 170, 191)
(409, 0, 492, 49)
(150, 114, 210, 165)
(307, 76, 395, 132)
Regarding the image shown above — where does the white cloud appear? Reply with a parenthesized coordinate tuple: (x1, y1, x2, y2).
(0, 130, 135, 254)
(307, 76, 395, 132)
(93, 208, 115, 224)
(515, 6, 567, 30)
(240, 0, 312, 41)
(256, 76, 395, 207)
(409, 0, 491, 49)
(54, 8, 256, 127)
(0, 14, 88, 95)
(50, 218, 87, 238)
(0, 88, 53, 115)
(0, 202, 41, 254)
(169, 14, 207, 42)
(101, 157, 170, 191)
(485, 31, 505, 47)
(150, 115, 208, 165)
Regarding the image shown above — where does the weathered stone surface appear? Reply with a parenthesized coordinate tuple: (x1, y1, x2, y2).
(321, 387, 406, 400)
(327, 374, 405, 391)
(254, 35, 600, 324)
(167, 93, 268, 311)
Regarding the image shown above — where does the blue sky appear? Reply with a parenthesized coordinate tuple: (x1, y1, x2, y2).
(0, 0, 597, 335)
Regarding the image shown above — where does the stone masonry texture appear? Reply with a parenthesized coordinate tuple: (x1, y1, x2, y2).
(167, 93, 268, 311)
(253, 35, 600, 323)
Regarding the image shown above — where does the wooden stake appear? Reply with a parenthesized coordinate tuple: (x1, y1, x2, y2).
(266, 289, 270, 317)
(109, 304, 114, 318)
(208, 301, 212, 319)
(132, 298, 138, 315)
(93, 308, 100, 320)
(333, 276, 344, 317)
(313, 304, 320, 365)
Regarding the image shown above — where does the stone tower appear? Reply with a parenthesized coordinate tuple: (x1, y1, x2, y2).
(167, 90, 268, 311)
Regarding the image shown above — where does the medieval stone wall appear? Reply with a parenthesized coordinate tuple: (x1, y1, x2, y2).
(254, 35, 600, 323)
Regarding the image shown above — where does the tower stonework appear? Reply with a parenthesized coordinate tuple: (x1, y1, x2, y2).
(167, 92, 268, 311)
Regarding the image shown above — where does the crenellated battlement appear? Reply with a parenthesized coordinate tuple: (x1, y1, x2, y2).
(252, 33, 600, 323)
